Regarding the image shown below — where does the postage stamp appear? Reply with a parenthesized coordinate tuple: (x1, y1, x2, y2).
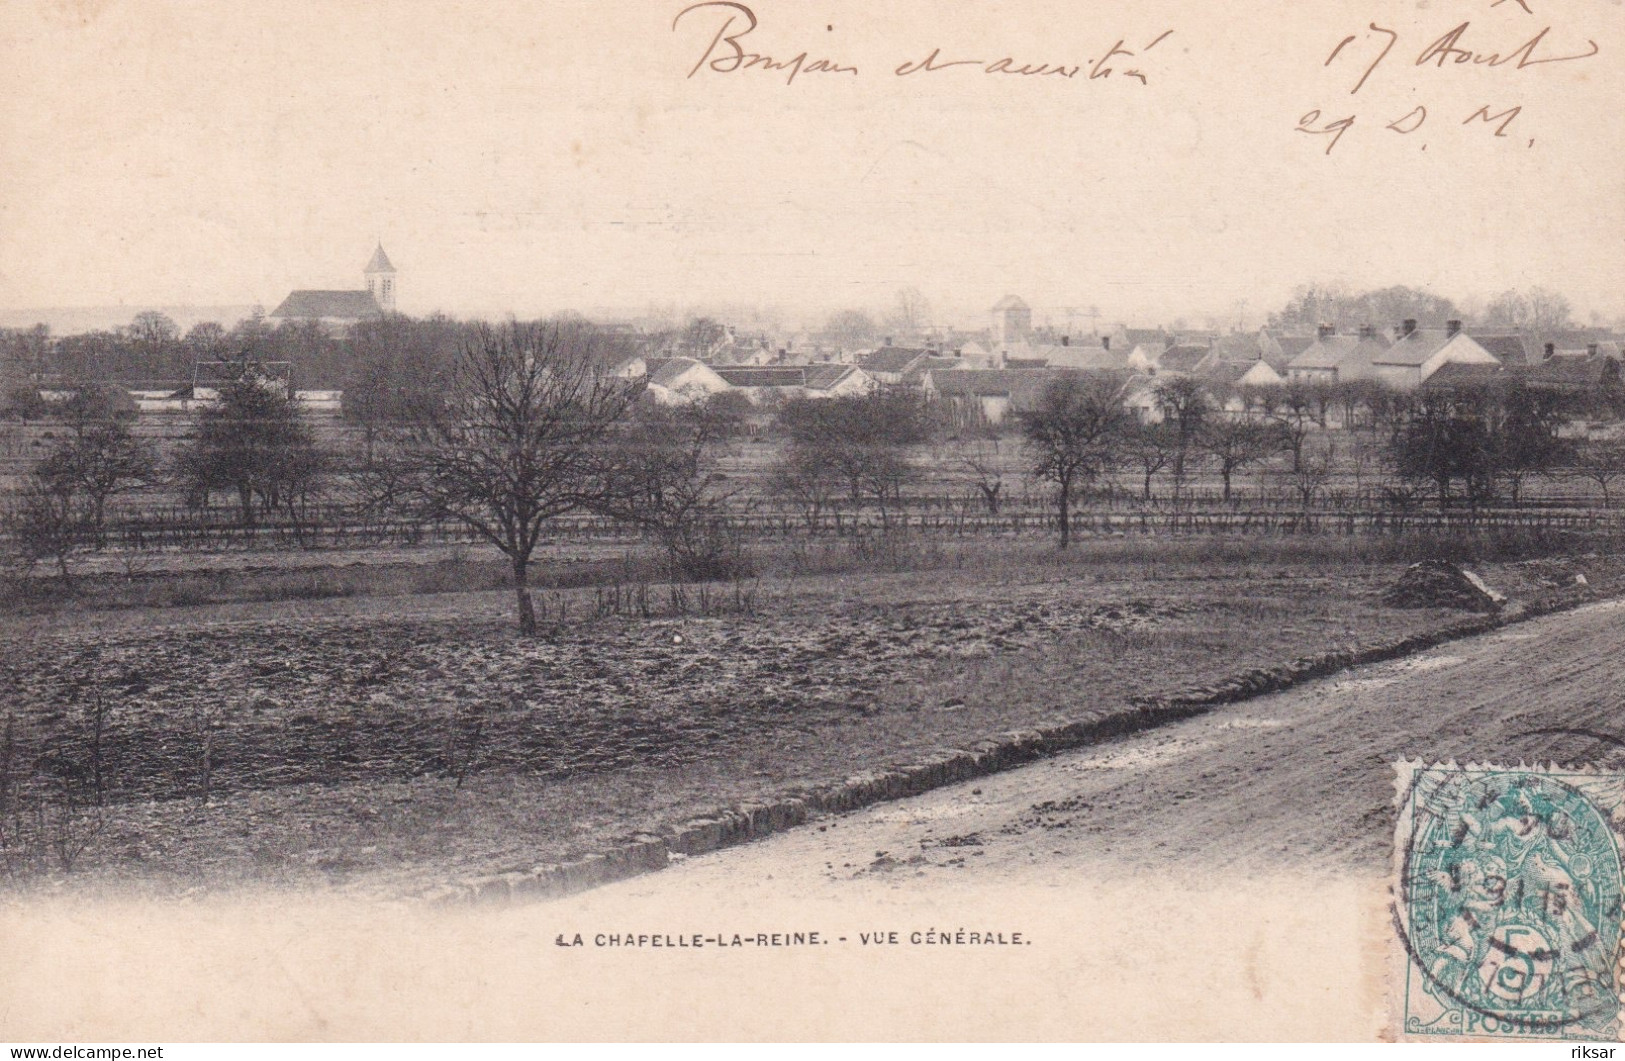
(1393, 761, 1625, 1041)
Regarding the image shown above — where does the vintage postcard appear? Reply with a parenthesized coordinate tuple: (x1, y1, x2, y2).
(0, 0, 1622, 1045)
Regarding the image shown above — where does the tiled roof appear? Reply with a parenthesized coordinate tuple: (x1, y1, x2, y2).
(930, 368, 1055, 398)
(859, 346, 930, 374)
(647, 357, 710, 388)
(802, 364, 859, 390)
(1156, 344, 1210, 373)
(1209, 333, 1262, 361)
(268, 290, 381, 320)
(1373, 329, 1455, 367)
(1201, 361, 1263, 385)
(1420, 362, 1503, 389)
(713, 366, 807, 388)
(1288, 335, 1362, 371)
(930, 369, 1108, 410)
(1469, 333, 1528, 366)
(906, 355, 964, 378)
(1273, 335, 1317, 360)
(1040, 344, 1128, 372)
(1509, 360, 1615, 390)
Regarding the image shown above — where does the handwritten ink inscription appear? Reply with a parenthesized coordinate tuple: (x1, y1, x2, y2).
(665, 0, 1601, 156)
(1297, 1, 1600, 155)
(671, 2, 1173, 87)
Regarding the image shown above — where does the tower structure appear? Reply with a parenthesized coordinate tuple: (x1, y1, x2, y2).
(364, 244, 397, 313)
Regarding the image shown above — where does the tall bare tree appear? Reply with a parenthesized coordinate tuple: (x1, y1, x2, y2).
(1199, 417, 1280, 503)
(1019, 374, 1128, 548)
(593, 400, 746, 581)
(391, 320, 645, 633)
(1152, 376, 1210, 502)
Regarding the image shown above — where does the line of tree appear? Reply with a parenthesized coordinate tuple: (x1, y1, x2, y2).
(1013, 372, 1624, 546)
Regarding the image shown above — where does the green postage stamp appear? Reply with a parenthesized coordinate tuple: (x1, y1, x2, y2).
(1393, 761, 1625, 1041)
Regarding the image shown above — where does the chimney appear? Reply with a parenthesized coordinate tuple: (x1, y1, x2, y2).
(1317, 323, 1335, 341)
(1061, 335, 1070, 347)
(1588, 343, 1600, 359)
(1446, 319, 1461, 337)
(1358, 325, 1374, 340)
(1544, 342, 1555, 361)
(1101, 336, 1111, 351)
(884, 336, 893, 347)
(1402, 319, 1418, 337)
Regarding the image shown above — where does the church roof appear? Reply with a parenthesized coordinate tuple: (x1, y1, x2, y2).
(364, 245, 396, 273)
(269, 290, 382, 321)
(992, 295, 1030, 312)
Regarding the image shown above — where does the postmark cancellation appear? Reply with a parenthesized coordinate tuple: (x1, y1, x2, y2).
(1392, 760, 1625, 1041)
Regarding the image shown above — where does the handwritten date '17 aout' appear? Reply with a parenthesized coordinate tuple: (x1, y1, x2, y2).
(1297, 10, 1600, 155)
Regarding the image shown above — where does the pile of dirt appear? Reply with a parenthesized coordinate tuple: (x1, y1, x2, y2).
(1382, 560, 1506, 612)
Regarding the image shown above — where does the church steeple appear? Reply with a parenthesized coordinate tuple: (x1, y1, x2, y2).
(364, 244, 397, 312)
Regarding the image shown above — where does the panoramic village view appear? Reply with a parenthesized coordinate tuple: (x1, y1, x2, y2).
(2, 244, 1624, 899)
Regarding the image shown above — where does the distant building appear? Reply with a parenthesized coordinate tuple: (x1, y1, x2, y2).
(268, 245, 396, 329)
(713, 364, 874, 402)
(858, 346, 932, 384)
(1370, 319, 1500, 389)
(990, 296, 1033, 348)
(642, 357, 732, 404)
(1285, 325, 1390, 384)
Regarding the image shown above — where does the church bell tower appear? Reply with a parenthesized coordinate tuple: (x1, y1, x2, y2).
(364, 244, 397, 313)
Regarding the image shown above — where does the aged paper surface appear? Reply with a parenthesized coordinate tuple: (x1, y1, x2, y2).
(1, 0, 1621, 1043)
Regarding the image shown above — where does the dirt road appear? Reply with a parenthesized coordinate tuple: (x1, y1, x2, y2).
(586, 596, 1625, 890)
(480, 597, 1625, 1039)
(11, 599, 1625, 1042)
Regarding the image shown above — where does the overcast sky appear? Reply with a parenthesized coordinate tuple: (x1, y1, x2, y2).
(1, 0, 1620, 330)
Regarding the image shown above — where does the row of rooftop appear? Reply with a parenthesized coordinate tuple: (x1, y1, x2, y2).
(615, 311, 1625, 422)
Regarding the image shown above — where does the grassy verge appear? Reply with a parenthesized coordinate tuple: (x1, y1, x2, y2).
(0, 543, 1615, 898)
(0, 523, 1608, 616)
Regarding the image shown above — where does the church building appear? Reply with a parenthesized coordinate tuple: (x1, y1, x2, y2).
(268, 245, 398, 329)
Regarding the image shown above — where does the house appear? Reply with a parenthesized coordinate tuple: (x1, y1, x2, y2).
(1260, 330, 1318, 367)
(713, 364, 874, 402)
(1508, 355, 1622, 397)
(1109, 326, 1173, 358)
(990, 296, 1033, 347)
(802, 363, 875, 398)
(858, 346, 932, 384)
(1149, 344, 1211, 376)
(1285, 325, 1389, 384)
(1039, 338, 1129, 372)
(1200, 357, 1283, 390)
(1208, 332, 1264, 362)
(643, 357, 732, 404)
(1119, 376, 1163, 422)
(1370, 319, 1500, 389)
(902, 355, 966, 385)
(1468, 333, 1529, 367)
(268, 245, 395, 330)
(924, 368, 1068, 425)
